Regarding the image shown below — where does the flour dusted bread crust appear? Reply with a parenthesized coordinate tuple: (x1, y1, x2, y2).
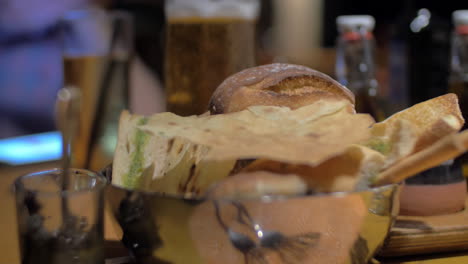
(209, 63, 355, 114)
(378, 94, 463, 139)
(369, 94, 464, 157)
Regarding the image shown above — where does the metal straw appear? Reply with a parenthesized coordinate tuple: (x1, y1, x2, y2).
(55, 86, 81, 221)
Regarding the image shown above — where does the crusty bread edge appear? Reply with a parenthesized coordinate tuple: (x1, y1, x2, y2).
(112, 110, 133, 186)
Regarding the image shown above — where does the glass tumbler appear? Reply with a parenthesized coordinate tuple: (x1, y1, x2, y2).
(14, 168, 107, 264)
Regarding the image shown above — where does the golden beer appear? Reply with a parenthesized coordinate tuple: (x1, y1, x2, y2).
(165, 17, 256, 116)
(64, 56, 105, 169)
(64, 56, 129, 170)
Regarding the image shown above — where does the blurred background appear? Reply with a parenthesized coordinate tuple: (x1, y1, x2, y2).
(1, 0, 468, 137)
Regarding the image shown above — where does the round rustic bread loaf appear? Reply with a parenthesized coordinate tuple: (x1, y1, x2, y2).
(209, 63, 354, 114)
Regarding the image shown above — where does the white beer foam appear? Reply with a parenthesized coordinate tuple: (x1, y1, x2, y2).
(165, 0, 260, 20)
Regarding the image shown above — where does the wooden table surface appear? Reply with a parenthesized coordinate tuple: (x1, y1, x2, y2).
(2, 162, 468, 264)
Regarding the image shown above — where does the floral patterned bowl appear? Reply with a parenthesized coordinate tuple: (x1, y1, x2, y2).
(103, 168, 399, 264)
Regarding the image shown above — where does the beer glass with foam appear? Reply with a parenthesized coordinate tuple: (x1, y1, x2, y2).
(165, 0, 260, 116)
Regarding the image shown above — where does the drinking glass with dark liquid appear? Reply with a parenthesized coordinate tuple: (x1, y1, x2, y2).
(62, 8, 132, 171)
(165, 0, 260, 116)
(14, 169, 107, 264)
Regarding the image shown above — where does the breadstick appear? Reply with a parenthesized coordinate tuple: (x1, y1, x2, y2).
(374, 130, 468, 186)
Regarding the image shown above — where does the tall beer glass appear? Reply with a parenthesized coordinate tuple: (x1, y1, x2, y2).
(62, 8, 133, 170)
(165, 0, 260, 116)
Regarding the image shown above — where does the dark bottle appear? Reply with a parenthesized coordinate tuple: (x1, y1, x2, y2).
(406, 3, 452, 105)
(449, 10, 468, 127)
(335, 15, 386, 121)
(388, 1, 414, 114)
(399, 7, 467, 217)
(449, 10, 468, 176)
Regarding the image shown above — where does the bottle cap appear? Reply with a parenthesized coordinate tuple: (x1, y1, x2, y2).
(336, 15, 375, 32)
(453, 10, 468, 26)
